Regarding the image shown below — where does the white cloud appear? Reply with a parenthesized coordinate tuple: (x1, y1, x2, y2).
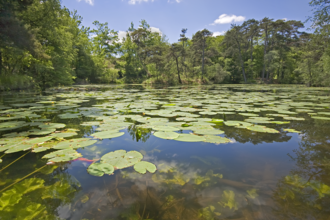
(128, 0, 154, 4)
(77, 0, 94, 5)
(213, 31, 226, 37)
(212, 14, 245, 25)
(150, 27, 162, 36)
(282, 18, 288, 21)
(118, 31, 128, 42)
(117, 27, 162, 42)
(168, 0, 182, 2)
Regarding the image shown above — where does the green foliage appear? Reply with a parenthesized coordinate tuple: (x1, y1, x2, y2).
(1, 0, 330, 90)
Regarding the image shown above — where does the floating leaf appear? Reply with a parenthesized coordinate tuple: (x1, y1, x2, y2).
(28, 128, 55, 136)
(193, 129, 224, 135)
(204, 135, 231, 144)
(53, 138, 97, 150)
(283, 129, 301, 133)
(38, 123, 66, 129)
(101, 150, 143, 169)
(152, 125, 180, 132)
(91, 131, 124, 139)
(50, 132, 77, 138)
(134, 161, 157, 174)
(246, 125, 279, 133)
(174, 134, 205, 142)
(312, 116, 330, 120)
(154, 131, 180, 140)
(87, 163, 114, 177)
(42, 149, 82, 163)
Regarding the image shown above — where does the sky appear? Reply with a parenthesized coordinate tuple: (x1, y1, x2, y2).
(62, 0, 313, 42)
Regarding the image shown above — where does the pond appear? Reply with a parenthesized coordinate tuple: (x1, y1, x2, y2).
(0, 84, 330, 220)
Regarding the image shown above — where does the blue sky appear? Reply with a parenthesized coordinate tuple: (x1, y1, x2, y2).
(62, 0, 313, 42)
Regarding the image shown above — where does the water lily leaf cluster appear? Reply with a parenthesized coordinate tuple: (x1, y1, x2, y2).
(87, 150, 157, 177)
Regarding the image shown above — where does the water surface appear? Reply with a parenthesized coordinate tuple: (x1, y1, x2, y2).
(0, 84, 330, 220)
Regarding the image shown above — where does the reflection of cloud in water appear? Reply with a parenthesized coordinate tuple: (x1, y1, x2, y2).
(57, 188, 131, 220)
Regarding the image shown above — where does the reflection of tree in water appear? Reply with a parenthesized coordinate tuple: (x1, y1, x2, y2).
(127, 125, 152, 143)
(223, 125, 291, 145)
(0, 163, 80, 219)
(272, 121, 330, 219)
(76, 160, 263, 220)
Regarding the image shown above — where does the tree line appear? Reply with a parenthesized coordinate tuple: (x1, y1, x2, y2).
(0, 0, 329, 90)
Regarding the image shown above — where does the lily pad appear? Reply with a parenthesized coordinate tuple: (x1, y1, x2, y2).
(174, 134, 205, 142)
(134, 161, 157, 174)
(152, 125, 180, 132)
(53, 138, 97, 150)
(38, 123, 66, 129)
(50, 132, 77, 138)
(101, 150, 143, 169)
(193, 129, 224, 135)
(204, 135, 231, 144)
(246, 125, 279, 134)
(87, 163, 114, 177)
(28, 128, 55, 136)
(91, 131, 124, 139)
(283, 129, 301, 133)
(312, 116, 330, 120)
(154, 131, 180, 140)
(42, 148, 82, 163)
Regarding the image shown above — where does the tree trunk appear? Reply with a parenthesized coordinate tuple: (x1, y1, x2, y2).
(175, 56, 182, 84)
(262, 26, 268, 81)
(201, 39, 205, 80)
(236, 38, 247, 83)
(250, 37, 253, 61)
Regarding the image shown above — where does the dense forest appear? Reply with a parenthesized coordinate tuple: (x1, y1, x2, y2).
(0, 0, 329, 90)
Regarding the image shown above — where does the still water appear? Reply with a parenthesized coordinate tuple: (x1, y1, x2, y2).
(0, 84, 330, 220)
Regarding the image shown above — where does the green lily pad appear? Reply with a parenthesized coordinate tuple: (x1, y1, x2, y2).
(283, 117, 305, 121)
(38, 123, 66, 129)
(50, 132, 77, 138)
(91, 131, 124, 139)
(204, 135, 231, 144)
(239, 113, 259, 117)
(42, 149, 82, 163)
(246, 125, 279, 133)
(312, 116, 330, 120)
(28, 129, 55, 136)
(87, 163, 114, 177)
(152, 125, 180, 132)
(3, 131, 30, 138)
(317, 112, 330, 116)
(101, 150, 143, 169)
(5, 143, 33, 154)
(193, 129, 224, 135)
(58, 113, 81, 119)
(0, 121, 28, 131)
(153, 131, 180, 140)
(32, 147, 51, 153)
(81, 121, 102, 126)
(283, 129, 301, 133)
(174, 134, 205, 142)
(53, 138, 97, 150)
(206, 119, 224, 125)
(134, 161, 157, 174)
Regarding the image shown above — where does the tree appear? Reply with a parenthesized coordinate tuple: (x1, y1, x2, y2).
(223, 24, 247, 83)
(260, 18, 274, 80)
(192, 29, 213, 80)
(168, 43, 183, 84)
